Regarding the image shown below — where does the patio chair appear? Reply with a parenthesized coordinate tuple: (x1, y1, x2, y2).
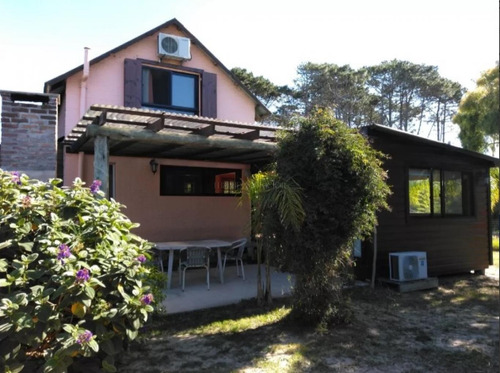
(151, 247, 164, 272)
(222, 238, 247, 280)
(179, 246, 210, 291)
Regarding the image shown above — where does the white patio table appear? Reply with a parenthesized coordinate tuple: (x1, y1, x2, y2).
(154, 239, 232, 289)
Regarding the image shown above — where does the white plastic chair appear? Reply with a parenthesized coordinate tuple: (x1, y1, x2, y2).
(178, 246, 210, 291)
(222, 238, 247, 280)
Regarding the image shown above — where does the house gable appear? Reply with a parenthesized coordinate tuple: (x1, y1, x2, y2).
(45, 18, 269, 136)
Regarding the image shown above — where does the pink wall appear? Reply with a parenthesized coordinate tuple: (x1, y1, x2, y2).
(60, 23, 257, 243)
(62, 24, 257, 135)
(68, 154, 251, 242)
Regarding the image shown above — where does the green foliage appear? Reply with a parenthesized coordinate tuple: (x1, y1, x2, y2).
(491, 168, 499, 216)
(0, 170, 163, 372)
(409, 179, 431, 214)
(231, 67, 285, 107)
(454, 63, 499, 153)
(241, 171, 304, 305)
(231, 67, 296, 124)
(274, 109, 390, 327)
(237, 60, 464, 142)
(366, 60, 463, 139)
(295, 62, 373, 127)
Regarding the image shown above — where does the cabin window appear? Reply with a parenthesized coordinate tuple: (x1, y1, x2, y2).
(408, 168, 473, 216)
(160, 165, 241, 196)
(142, 67, 199, 115)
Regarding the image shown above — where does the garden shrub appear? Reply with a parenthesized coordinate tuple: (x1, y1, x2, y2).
(0, 170, 164, 372)
(274, 109, 390, 328)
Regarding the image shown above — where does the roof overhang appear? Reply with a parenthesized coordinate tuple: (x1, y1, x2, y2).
(363, 124, 500, 167)
(65, 105, 280, 164)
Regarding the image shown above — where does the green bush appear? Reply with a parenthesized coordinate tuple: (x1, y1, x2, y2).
(0, 170, 164, 372)
(275, 110, 390, 328)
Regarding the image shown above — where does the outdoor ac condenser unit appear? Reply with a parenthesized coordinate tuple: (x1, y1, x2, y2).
(158, 33, 191, 60)
(389, 252, 428, 281)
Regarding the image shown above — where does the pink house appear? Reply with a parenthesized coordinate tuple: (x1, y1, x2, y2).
(44, 18, 278, 242)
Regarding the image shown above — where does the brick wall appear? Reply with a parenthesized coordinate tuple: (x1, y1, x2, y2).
(0, 90, 59, 180)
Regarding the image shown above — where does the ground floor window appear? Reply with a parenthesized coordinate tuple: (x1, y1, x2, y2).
(408, 168, 473, 216)
(160, 165, 241, 196)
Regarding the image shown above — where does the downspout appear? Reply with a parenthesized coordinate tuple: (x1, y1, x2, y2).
(79, 47, 90, 117)
(77, 47, 90, 181)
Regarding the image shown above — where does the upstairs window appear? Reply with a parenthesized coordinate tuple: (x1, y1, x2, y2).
(124, 59, 217, 118)
(408, 168, 473, 216)
(142, 66, 199, 115)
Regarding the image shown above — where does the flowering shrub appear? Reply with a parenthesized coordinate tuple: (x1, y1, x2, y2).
(0, 170, 164, 372)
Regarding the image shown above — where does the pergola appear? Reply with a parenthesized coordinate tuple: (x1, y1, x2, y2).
(65, 105, 281, 195)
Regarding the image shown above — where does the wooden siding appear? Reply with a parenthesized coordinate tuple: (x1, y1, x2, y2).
(355, 130, 493, 280)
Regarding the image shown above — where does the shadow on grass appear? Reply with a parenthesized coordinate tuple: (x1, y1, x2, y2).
(117, 274, 499, 372)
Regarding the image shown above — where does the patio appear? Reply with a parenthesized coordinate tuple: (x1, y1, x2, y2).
(162, 264, 294, 314)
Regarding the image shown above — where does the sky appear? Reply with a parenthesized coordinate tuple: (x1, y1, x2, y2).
(0, 0, 498, 92)
(0, 0, 498, 145)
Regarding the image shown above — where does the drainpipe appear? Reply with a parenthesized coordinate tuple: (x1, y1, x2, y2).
(79, 47, 90, 117)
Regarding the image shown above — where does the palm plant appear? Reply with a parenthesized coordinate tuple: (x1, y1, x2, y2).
(241, 170, 304, 305)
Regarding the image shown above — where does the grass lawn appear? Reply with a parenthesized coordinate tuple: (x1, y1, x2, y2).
(117, 274, 499, 372)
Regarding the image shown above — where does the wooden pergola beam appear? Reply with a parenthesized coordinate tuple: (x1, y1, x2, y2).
(233, 130, 260, 140)
(146, 117, 164, 132)
(92, 111, 107, 126)
(192, 124, 215, 137)
(85, 124, 277, 153)
(87, 104, 283, 132)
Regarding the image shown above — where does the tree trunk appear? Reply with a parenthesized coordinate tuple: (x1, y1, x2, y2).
(256, 238, 264, 305)
(441, 101, 447, 143)
(435, 100, 441, 141)
(264, 242, 273, 305)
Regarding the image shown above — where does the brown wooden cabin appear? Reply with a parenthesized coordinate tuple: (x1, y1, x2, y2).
(355, 125, 499, 281)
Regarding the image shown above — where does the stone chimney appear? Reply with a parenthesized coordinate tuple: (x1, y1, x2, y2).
(0, 90, 59, 181)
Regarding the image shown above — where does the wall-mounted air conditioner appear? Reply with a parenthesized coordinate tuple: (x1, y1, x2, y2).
(389, 251, 428, 281)
(158, 33, 191, 60)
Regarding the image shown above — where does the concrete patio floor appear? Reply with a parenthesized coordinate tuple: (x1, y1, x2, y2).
(162, 264, 294, 314)
(160, 264, 499, 314)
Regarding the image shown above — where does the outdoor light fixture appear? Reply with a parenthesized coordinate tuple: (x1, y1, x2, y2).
(149, 159, 159, 174)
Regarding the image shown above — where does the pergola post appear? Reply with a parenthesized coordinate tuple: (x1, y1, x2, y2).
(93, 135, 109, 197)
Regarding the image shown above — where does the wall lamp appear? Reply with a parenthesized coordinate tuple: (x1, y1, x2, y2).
(149, 159, 159, 174)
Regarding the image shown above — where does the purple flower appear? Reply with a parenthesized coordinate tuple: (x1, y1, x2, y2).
(11, 171, 21, 185)
(136, 254, 146, 264)
(90, 180, 102, 194)
(77, 330, 93, 345)
(141, 293, 154, 305)
(57, 244, 71, 263)
(75, 268, 90, 283)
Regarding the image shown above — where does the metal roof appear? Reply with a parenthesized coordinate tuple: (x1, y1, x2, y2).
(66, 105, 280, 164)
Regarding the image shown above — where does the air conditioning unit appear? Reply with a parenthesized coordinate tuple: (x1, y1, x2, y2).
(158, 33, 191, 60)
(389, 252, 427, 281)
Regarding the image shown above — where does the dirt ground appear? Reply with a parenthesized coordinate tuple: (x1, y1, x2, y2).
(118, 273, 499, 372)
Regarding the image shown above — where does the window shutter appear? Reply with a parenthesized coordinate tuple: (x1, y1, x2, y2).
(201, 72, 217, 118)
(124, 59, 142, 108)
